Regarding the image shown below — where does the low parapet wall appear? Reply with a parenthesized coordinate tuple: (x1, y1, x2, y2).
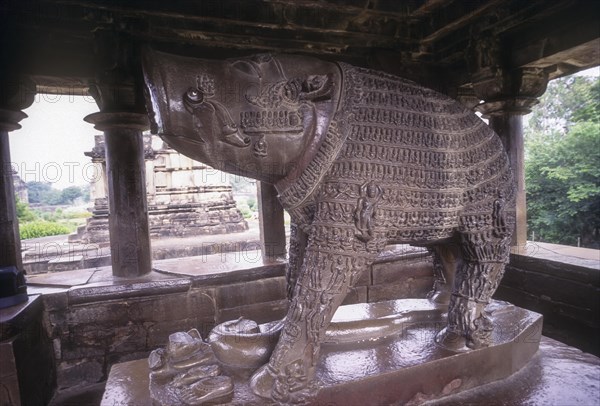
(31, 246, 433, 394)
(495, 245, 600, 356)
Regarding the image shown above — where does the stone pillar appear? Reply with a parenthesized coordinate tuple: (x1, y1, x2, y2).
(0, 109, 27, 271)
(84, 112, 152, 277)
(257, 182, 286, 260)
(487, 114, 527, 245)
(467, 35, 549, 247)
(473, 69, 548, 247)
(0, 76, 34, 277)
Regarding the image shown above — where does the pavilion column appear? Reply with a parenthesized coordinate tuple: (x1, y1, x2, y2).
(85, 112, 152, 277)
(486, 114, 527, 245)
(257, 181, 286, 260)
(473, 68, 548, 247)
(0, 77, 35, 276)
(0, 109, 28, 271)
(468, 35, 549, 247)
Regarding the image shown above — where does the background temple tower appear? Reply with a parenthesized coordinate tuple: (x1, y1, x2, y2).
(70, 134, 248, 244)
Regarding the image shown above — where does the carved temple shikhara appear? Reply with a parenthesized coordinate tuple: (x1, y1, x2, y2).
(0, 1, 598, 405)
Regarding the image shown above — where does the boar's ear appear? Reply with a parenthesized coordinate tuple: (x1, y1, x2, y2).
(230, 60, 261, 78)
(299, 74, 334, 102)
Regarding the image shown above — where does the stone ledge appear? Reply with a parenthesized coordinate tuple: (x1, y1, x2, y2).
(68, 278, 192, 305)
(0, 294, 43, 341)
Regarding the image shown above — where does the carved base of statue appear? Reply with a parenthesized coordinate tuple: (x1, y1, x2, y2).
(135, 299, 542, 405)
(147, 329, 234, 405)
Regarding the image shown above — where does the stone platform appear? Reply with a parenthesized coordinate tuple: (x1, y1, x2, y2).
(96, 299, 599, 405)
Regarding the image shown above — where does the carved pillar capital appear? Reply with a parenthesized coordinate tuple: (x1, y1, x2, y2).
(0, 108, 28, 132)
(455, 87, 480, 111)
(86, 27, 147, 117)
(0, 77, 36, 131)
(84, 111, 149, 132)
(466, 31, 549, 117)
(472, 67, 549, 117)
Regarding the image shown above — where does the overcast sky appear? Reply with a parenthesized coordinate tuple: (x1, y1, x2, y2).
(9, 66, 599, 190)
(10, 94, 99, 189)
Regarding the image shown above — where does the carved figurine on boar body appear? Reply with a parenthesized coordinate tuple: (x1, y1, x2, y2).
(143, 50, 515, 403)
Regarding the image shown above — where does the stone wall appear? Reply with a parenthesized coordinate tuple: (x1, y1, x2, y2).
(39, 249, 433, 392)
(494, 253, 600, 356)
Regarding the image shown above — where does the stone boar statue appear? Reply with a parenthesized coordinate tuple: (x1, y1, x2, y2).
(142, 49, 515, 403)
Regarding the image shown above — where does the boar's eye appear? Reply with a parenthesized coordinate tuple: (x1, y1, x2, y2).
(185, 87, 204, 104)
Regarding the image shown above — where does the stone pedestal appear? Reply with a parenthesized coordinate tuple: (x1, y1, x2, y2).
(101, 299, 548, 405)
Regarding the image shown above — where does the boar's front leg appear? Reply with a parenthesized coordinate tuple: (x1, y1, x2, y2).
(250, 222, 380, 403)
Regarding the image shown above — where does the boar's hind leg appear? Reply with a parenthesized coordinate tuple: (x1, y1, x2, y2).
(436, 199, 513, 351)
(427, 243, 462, 305)
(250, 226, 378, 402)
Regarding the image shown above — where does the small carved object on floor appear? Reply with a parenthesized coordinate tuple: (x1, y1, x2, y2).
(148, 329, 233, 405)
(143, 50, 516, 403)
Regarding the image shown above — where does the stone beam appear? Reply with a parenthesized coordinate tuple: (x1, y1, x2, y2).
(521, 39, 600, 80)
(508, 4, 600, 73)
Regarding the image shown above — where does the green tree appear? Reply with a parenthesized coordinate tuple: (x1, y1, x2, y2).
(26, 181, 52, 204)
(15, 196, 38, 222)
(60, 186, 83, 204)
(525, 75, 600, 248)
(26, 182, 88, 205)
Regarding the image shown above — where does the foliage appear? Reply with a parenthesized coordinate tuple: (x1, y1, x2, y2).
(525, 75, 600, 248)
(25, 182, 89, 205)
(247, 197, 257, 211)
(26, 181, 53, 204)
(237, 201, 254, 219)
(60, 186, 84, 204)
(20, 221, 71, 239)
(15, 196, 38, 222)
(16, 195, 89, 239)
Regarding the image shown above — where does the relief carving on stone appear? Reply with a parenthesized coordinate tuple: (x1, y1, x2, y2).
(143, 50, 516, 404)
